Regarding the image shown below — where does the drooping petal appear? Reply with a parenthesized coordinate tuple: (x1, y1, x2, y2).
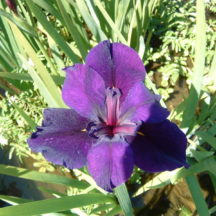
(62, 64, 106, 119)
(87, 141, 134, 191)
(130, 120, 188, 172)
(120, 82, 169, 123)
(86, 41, 146, 100)
(28, 108, 95, 169)
(41, 108, 88, 131)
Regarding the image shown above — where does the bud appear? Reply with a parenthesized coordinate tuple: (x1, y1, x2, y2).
(5, 0, 17, 14)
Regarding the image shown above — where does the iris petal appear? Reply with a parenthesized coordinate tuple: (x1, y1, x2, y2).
(42, 108, 88, 131)
(62, 64, 106, 119)
(130, 120, 188, 172)
(28, 109, 95, 169)
(86, 41, 146, 101)
(87, 141, 134, 191)
(121, 82, 169, 123)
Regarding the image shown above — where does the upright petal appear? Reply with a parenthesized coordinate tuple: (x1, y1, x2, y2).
(87, 141, 134, 191)
(86, 41, 146, 100)
(86, 41, 113, 86)
(62, 64, 105, 119)
(120, 82, 169, 123)
(28, 108, 95, 169)
(130, 120, 188, 172)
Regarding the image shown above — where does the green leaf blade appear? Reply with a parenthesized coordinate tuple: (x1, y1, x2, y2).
(0, 164, 88, 189)
(186, 175, 210, 216)
(0, 194, 115, 216)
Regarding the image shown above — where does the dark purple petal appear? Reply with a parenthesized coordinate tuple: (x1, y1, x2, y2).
(62, 64, 105, 119)
(28, 108, 95, 169)
(120, 82, 169, 123)
(87, 141, 134, 191)
(130, 120, 188, 172)
(86, 41, 146, 101)
(42, 108, 88, 131)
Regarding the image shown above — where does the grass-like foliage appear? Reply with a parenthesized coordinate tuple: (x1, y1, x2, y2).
(0, 0, 216, 215)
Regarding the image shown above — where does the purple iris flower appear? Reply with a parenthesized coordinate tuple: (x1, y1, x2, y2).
(28, 41, 187, 191)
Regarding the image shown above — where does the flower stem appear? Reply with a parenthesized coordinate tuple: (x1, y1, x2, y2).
(114, 183, 133, 216)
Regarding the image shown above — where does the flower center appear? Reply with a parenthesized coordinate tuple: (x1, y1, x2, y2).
(105, 87, 120, 126)
(87, 87, 137, 139)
